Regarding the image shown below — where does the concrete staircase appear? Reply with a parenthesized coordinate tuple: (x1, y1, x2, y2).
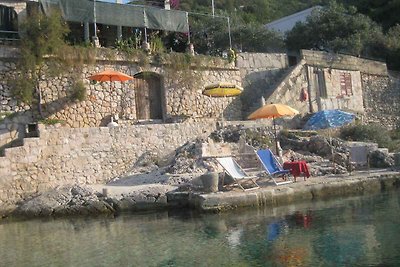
(242, 66, 297, 118)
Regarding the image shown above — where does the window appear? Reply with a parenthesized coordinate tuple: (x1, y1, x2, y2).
(315, 69, 327, 98)
(340, 72, 353, 96)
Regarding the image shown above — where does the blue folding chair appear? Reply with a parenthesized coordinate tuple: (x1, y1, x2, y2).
(256, 149, 293, 185)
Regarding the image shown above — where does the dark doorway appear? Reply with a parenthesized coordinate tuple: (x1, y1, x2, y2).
(134, 72, 163, 120)
(0, 5, 18, 41)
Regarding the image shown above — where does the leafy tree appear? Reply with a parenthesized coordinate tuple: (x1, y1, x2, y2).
(384, 24, 400, 69)
(231, 22, 285, 53)
(342, 0, 400, 30)
(188, 15, 284, 56)
(11, 9, 69, 117)
(285, 1, 384, 58)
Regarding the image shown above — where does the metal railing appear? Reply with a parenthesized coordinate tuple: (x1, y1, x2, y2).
(0, 30, 20, 42)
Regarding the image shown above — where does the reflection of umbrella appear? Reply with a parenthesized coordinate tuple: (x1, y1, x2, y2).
(303, 109, 355, 172)
(88, 69, 134, 118)
(248, 103, 299, 153)
(202, 82, 243, 120)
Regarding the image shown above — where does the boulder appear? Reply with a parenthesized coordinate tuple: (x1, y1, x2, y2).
(369, 150, 394, 168)
(12, 185, 115, 218)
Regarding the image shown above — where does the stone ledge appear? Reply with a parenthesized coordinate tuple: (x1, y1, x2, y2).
(188, 171, 400, 212)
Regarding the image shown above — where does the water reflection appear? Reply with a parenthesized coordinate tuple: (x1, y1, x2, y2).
(0, 191, 399, 266)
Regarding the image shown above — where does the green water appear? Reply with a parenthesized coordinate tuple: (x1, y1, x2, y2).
(1, 191, 400, 267)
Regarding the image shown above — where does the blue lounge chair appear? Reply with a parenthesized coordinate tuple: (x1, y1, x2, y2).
(256, 149, 293, 185)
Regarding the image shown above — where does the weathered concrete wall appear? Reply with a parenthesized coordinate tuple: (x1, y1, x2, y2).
(236, 53, 290, 115)
(308, 66, 364, 112)
(263, 60, 310, 114)
(362, 73, 400, 128)
(0, 121, 218, 205)
(190, 173, 400, 212)
(264, 51, 378, 115)
(301, 50, 388, 76)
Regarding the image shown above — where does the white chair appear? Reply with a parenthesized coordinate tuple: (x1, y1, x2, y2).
(216, 157, 259, 191)
(349, 146, 370, 174)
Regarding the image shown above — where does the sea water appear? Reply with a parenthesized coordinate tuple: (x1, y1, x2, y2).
(1, 190, 399, 267)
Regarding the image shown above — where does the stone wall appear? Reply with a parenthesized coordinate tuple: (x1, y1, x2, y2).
(0, 120, 218, 205)
(263, 60, 310, 114)
(236, 53, 290, 116)
(362, 74, 400, 128)
(0, 49, 242, 130)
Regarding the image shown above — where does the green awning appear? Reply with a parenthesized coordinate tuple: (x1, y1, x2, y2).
(40, 0, 189, 32)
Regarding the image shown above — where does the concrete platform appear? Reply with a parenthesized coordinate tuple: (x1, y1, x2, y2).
(182, 169, 400, 212)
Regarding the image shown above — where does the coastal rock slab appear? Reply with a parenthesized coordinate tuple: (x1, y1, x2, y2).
(12, 185, 114, 218)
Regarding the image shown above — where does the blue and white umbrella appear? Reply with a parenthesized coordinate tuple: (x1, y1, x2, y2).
(303, 109, 355, 130)
(303, 109, 355, 173)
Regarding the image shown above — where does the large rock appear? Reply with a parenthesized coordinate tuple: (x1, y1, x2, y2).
(306, 136, 332, 157)
(369, 150, 394, 168)
(12, 185, 114, 218)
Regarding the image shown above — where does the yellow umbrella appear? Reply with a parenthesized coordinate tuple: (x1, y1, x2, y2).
(248, 103, 299, 153)
(202, 82, 243, 120)
(203, 82, 243, 97)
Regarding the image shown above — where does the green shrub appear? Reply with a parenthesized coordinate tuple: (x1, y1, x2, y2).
(39, 118, 66, 125)
(70, 80, 87, 101)
(9, 76, 35, 104)
(340, 123, 392, 148)
(150, 36, 165, 54)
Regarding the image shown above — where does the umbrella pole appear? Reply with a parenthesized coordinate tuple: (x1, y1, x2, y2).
(273, 117, 279, 154)
(330, 130, 336, 174)
(110, 82, 112, 116)
(222, 95, 226, 122)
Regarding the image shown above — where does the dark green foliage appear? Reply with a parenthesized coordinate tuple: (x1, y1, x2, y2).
(19, 9, 70, 71)
(285, 1, 384, 58)
(189, 15, 284, 55)
(38, 118, 66, 125)
(70, 80, 87, 102)
(339, 123, 391, 148)
(10, 9, 69, 113)
(9, 75, 35, 104)
(343, 0, 400, 31)
(175, 0, 400, 69)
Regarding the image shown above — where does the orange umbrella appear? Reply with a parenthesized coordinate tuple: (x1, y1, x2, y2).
(248, 103, 299, 153)
(248, 103, 299, 120)
(89, 69, 134, 83)
(88, 70, 134, 119)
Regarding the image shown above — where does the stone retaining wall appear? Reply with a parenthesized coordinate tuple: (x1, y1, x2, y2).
(236, 53, 290, 115)
(362, 74, 400, 128)
(0, 49, 242, 131)
(263, 60, 309, 114)
(0, 121, 218, 205)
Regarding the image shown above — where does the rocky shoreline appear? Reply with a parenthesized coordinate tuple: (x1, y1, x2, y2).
(2, 126, 399, 220)
(2, 169, 399, 220)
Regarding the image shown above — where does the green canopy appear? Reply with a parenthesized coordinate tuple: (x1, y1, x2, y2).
(40, 0, 189, 32)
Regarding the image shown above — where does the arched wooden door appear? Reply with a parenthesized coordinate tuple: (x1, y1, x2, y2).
(134, 72, 163, 120)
